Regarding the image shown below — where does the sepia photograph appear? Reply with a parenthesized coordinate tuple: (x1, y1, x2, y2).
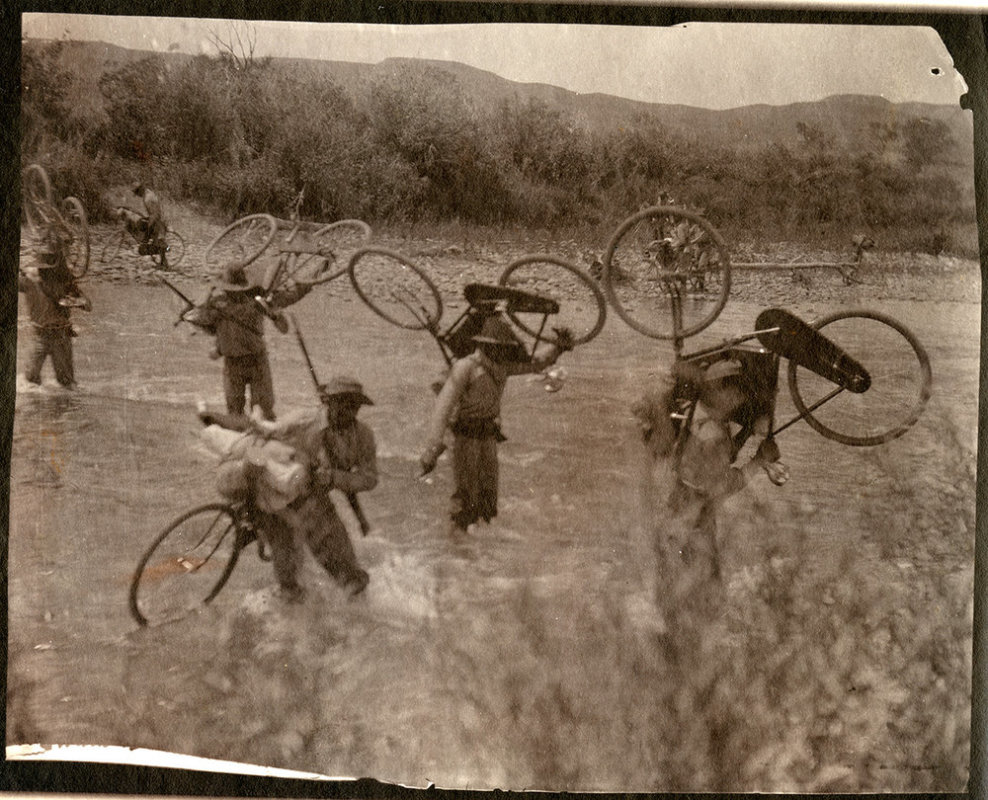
(6, 8, 981, 793)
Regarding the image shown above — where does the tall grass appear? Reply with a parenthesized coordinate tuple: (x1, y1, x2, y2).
(424, 413, 974, 791)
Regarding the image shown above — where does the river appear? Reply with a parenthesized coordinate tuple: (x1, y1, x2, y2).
(7, 275, 979, 792)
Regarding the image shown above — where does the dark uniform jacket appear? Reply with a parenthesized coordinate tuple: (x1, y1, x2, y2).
(18, 269, 89, 329)
(193, 284, 309, 358)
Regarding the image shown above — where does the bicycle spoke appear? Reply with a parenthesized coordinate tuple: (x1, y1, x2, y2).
(61, 197, 90, 277)
(498, 254, 606, 345)
(22, 164, 53, 234)
(129, 504, 242, 626)
(349, 247, 442, 330)
(203, 214, 278, 275)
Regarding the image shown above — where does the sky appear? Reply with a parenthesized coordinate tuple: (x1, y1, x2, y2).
(21, 13, 967, 109)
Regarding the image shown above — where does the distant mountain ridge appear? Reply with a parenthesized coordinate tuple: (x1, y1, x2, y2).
(29, 38, 974, 163)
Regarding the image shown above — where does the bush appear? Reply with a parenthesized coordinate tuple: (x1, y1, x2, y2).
(20, 41, 976, 251)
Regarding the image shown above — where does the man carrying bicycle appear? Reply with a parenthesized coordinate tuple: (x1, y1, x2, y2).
(247, 376, 378, 601)
(419, 314, 575, 537)
(186, 262, 310, 421)
(18, 229, 92, 389)
(634, 353, 787, 609)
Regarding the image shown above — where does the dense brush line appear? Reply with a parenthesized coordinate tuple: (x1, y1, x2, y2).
(22, 41, 977, 256)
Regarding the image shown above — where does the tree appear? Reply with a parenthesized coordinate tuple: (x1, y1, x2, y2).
(21, 41, 73, 154)
(160, 56, 239, 162)
(901, 117, 954, 170)
(367, 65, 511, 221)
(207, 21, 269, 74)
(98, 56, 170, 161)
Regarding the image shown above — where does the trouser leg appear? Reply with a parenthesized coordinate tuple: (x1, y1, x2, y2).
(48, 329, 75, 387)
(259, 511, 302, 590)
(249, 355, 276, 421)
(476, 438, 498, 522)
(450, 435, 498, 529)
(223, 357, 248, 416)
(450, 434, 479, 530)
(25, 329, 48, 384)
(301, 495, 366, 588)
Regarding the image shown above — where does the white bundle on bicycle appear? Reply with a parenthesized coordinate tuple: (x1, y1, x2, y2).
(199, 425, 308, 512)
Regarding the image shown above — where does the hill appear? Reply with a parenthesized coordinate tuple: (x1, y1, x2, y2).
(271, 54, 974, 161)
(29, 38, 974, 167)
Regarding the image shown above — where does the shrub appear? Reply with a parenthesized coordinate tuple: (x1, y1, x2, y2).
(20, 41, 976, 251)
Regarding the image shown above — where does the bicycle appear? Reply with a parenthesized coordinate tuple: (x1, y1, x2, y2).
(347, 250, 607, 358)
(202, 211, 447, 331)
(602, 204, 731, 340)
(202, 207, 374, 295)
(129, 501, 271, 627)
(657, 273, 932, 451)
(100, 207, 186, 269)
(21, 163, 91, 278)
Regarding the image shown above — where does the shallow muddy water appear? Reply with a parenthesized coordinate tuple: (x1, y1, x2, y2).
(7, 272, 980, 791)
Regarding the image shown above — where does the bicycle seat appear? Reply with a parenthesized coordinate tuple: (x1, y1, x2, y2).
(755, 308, 870, 393)
(463, 283, 559, 314)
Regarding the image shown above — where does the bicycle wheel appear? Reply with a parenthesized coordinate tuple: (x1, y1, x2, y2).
(129, 503, 244, 626)
(61, 197, 90, 277)
(602, 205, 731, 339)
(150, 229, 186, 269)
(786, 310, 932, 446)
(498, 254, 607, 346)
(316, 219, 372, 250)
(203, 213, 278, 275)
(22, 164, 53, 234)
(348, 247, 443, 330)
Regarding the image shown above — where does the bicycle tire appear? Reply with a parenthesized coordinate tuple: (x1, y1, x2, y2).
(202, 213, 278, 275)
(348, 247, 443, 330)
(128, 502, 244, 627)
(317, 219, 372, 243)
(786, 309, 932, 446)
(602, 205, 731, 340)
(498, 254, 607, 346)
(61, 196, 90, 278)
(151, 229, 186, 269)
(22, 164, 53, 235)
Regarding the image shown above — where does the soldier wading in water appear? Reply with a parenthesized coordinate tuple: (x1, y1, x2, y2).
(419, 314, 574, 536)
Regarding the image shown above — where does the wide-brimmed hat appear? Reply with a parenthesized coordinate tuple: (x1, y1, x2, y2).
(318, 375, 374, 406)
(215, 262, 260, 292)
(703, 359, 743, 384)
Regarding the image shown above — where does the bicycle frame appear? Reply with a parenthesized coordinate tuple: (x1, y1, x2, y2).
(666, 276, 852, 441)
(263, 223, 349, 295)
(394, 283, 560, 367)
